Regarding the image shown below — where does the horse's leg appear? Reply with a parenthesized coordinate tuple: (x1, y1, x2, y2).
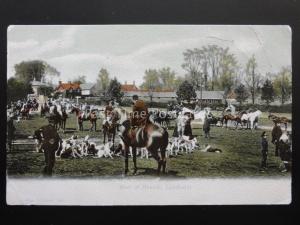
(132, 147, 137, 174)
(124, 145, 129, 175)
(112, 129, 115, 151)
(103, 128, 106, 144)
(161, 147, 167, 173)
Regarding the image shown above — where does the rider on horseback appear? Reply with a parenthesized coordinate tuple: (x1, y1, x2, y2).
(131, 95, 148, 128)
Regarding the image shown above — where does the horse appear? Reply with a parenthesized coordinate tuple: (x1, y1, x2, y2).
(113, 107, 169, 175)
(71, 106, 96, 131)
(268, 113, 291, 130)
(221, 114, 239, 129)
(240, 110, 262, 130)
(33, 124, 62, 176)
(182, 106, 211, 123)
(149, 110, 174, 128)
(40, 103, 50, 117)
(20, 104, 31, 120)
(47, 105, 66, 131)
(102, 111, 117, 149)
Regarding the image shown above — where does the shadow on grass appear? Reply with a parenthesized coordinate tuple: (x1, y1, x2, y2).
(62, 130, 76, 134)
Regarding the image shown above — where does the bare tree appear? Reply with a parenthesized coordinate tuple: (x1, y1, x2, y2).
(182, 48, 206, 93)
(244, 55, 262, 104)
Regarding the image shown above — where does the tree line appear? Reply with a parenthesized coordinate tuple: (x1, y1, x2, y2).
(7, 44, 291, 106)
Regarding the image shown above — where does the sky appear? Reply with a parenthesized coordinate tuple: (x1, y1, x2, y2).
(7, 25, 291, 86)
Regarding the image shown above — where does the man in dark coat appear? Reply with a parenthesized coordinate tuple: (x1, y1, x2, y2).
(34, 123, 61, 176)
(131, 95, 148, 127)
(7, 115, 16, 151)
(203, 115, 211, 139)
(260, 131, 269, 171)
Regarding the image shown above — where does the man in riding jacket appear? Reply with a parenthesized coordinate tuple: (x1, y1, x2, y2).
(34, 122, 62, 176)
(104, 100, 114, 118)
(131, 95, 148, 127)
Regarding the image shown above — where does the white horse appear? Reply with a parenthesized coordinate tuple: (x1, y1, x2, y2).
(242, 110, 262, 130)
(182, 106, 211, 122)
(224, 104, 236, 115)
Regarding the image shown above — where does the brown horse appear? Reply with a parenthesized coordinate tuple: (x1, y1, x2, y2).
(34, 124, 62, 176)
(102, 118, 117, 147)
(268, 113, 291, 130)
(20, 106, 30, 120)
(71, 107, 97, 131)
(221, 114, 241, 129)
(113, 107, 169, 175)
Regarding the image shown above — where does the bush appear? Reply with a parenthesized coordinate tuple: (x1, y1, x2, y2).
(237, 103, 291, 113)
(120, 98, 133, 107)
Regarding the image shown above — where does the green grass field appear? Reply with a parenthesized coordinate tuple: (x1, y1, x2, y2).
(6, 111, 291, 178)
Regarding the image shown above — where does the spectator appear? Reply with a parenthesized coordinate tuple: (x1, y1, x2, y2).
(260, 131, 268, 171)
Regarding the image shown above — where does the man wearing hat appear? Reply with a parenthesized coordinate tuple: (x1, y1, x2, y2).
(260, 131, 269, 171)
(131, 95, 148, 127)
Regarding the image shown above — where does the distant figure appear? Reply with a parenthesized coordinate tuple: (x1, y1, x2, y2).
(7, 115, 16, 151)
(260, 131, 269, 171)
(203, 114, 211, 139)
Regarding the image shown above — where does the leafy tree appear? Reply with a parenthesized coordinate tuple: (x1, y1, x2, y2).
(7, 77, 33, 103)
(158, 67, 176, 90)
(39, 86, 54, 98)
(176, 81, 196, 103)
(106, 77, 124, 103)
(140, 69, 162, 91)
(173, 76, 186, 89)
(261, 79, 275, 106)
(14, 60, 59, 84)
(244, 55, 262, 104)
(273, 67, 292, 105)
(96, 68, 111, 94)
(234, 84, 249, 106)
(72, 75, 86, 84)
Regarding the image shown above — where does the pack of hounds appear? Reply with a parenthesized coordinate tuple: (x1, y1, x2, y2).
(35, 134, 221, 160)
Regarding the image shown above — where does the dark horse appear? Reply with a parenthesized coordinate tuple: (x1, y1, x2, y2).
(113, 108, 169, 175)
(48, 107, 68, 131)
(102, 114, 117, 149)
(149, 110, 174, 128)
(221, 114, 239, 128)
(34, 124, 62, 176)
(71, 107, 97, 131)
(40, 103, 50, 117)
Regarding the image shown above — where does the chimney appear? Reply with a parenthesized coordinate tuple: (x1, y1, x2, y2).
(125, 81, 127, 85)
(59, 80, 62, 85)
(133, 81, 135, 86)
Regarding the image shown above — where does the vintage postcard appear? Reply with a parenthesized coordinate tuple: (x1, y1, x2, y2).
(6, 25, 292, 205)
